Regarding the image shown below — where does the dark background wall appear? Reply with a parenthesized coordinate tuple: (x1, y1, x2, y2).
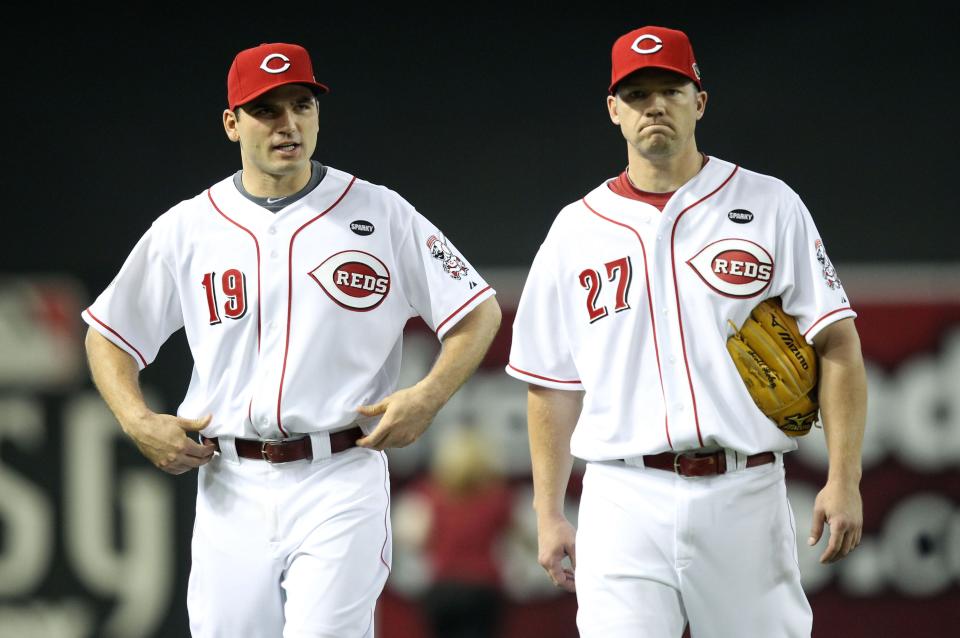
(2, 4, 955, 285)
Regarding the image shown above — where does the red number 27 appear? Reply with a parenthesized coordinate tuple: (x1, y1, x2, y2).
(579, 256, 632, 323)
(201, 269, 248, 325)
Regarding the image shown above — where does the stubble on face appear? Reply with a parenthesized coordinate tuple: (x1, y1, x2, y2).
(612, 70, 703, 162)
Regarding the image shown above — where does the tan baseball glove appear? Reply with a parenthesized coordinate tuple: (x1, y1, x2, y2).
(726, 297, 819, 436)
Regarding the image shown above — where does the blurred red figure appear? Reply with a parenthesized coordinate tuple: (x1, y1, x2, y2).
(400, 428, 515, 638)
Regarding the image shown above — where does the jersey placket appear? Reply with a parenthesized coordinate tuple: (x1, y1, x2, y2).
(651, 203, 700, 449)
(250, 217, 293, 438)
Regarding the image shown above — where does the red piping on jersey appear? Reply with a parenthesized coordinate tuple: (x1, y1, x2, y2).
(670, 165, 740, 447)
(85, 308, 148, 368)
(207, 191, 262, 349)
(803, 307, 853, 340)
(207, 189, 263, 432)
(378, 451, 392, 573)
(507, 363, 582, 385)
(277, 177, 357, 435)
(582, 199, 672, 449)
(435, 286, 492, 336)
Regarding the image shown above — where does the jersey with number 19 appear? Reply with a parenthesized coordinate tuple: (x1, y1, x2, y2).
(84, 166, 494, 439)
(507, 156, 854, 460)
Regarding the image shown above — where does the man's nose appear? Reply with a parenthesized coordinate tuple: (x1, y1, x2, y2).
(276, 107, 298, 131)
(644, 96, 666, 116)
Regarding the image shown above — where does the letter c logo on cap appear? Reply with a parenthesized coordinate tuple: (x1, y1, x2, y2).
(260, 53, 291, 74)
(631, 34, 663, 55)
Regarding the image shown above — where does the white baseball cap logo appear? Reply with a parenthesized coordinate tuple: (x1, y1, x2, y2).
(260, 53, 291, 74)
(631, 34, 663, 55)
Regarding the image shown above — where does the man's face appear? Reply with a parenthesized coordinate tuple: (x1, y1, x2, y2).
(223, 84, 319, 181)
(607, 69, 707, 159)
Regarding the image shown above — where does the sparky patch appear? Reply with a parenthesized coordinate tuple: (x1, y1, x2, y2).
(815, 239, 842, 290)
(426, 235, 469, 280)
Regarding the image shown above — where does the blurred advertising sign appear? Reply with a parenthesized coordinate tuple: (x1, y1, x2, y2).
(383, 266, 960, 638)
(1, 267, 958, 638)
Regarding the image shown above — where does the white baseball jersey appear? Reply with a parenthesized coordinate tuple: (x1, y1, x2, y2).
(507, 156, 855, 460)
(84, 166, 494, 439)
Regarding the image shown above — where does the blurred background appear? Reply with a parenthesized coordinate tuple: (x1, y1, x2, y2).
(1, 5, 957, 637)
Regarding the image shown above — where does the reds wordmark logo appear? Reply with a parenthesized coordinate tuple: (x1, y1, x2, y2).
(687, 238, 774, 298)
(309, 250, 390, 311)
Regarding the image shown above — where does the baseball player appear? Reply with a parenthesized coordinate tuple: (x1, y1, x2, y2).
(82, 42, 500, 637)
(506, 26, 866, 637)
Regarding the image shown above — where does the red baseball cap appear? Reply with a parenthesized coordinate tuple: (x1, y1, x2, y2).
(609, 26, 702, 94)
(227, 42, 330, 111)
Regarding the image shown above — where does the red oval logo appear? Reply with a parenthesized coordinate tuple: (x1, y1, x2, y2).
(309, 251, 390, 311)
(687, 239, 774, 298)
(334, 262, 388, 298)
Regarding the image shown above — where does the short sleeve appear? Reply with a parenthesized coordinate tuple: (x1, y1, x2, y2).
(398, 208, 495, 340)
(774, 194, 856, 343)
(82, 223, 184, 368)
(506, 241, 583, 390)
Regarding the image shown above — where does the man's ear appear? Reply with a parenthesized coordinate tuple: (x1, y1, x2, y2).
(607, 94, 621, 125)
(223, 109, 240, 142)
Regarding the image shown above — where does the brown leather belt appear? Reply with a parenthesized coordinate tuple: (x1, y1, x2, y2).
(202, 426, 364, 463)
(640, 450, 775, 477)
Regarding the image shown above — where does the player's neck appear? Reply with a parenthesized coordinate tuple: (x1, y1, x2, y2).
(240, 165, 313, 199)
(626, 144, 704, 194)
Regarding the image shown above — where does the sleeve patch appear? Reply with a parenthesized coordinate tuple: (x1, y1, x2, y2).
(426, 234, 469, 280)
(814, 238, 842, 291)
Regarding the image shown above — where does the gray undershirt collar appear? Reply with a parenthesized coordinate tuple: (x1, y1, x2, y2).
(233, 160, 328, 213)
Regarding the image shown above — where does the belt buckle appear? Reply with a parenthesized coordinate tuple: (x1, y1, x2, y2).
(673, 453, 684, 475)
(260, 439, 287, 463)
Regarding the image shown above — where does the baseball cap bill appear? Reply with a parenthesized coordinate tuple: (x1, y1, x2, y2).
(609, 26, 702, 94)
(227, 42, 329, 111)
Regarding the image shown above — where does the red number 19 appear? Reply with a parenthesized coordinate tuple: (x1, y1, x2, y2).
(201, 269, 247, 325)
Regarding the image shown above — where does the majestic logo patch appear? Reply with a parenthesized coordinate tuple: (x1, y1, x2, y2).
(309, 250, 390, 311)
(426, 235, 469, 280)
(815, 239, 842, 290)
(350, 220, 375, 236)
(727, 209, 754, 224)
(687, 238, 774, 298)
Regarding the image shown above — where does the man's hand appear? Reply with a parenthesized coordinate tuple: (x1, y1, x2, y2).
(122, 413, 215, 475)
(355, 385, 443, 451)
(808, 478, 863, 563)
(537, 512, 577, 592)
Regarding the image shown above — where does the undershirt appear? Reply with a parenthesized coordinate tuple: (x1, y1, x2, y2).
(606, 154, 710, 211)
(233, 160, 328, 213)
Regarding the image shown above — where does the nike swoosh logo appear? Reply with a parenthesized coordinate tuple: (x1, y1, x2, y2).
(266, 197, 286, 204)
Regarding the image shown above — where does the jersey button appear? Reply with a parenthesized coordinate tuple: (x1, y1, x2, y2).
(268, 227, 277, 235)
(270, 250, 279, 258)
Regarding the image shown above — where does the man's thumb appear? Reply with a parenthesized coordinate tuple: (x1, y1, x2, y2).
(357, 402, 387, 417)
(808, 509, 825, 546)
(180, 414, 213, 432)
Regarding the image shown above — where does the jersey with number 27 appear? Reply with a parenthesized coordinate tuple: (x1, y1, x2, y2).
(507, 156, 854, 461)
